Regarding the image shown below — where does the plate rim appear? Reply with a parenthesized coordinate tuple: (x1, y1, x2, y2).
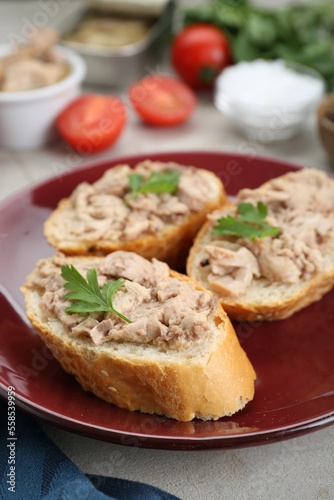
(1, 383, 334, 450)
(0, 149, 308, 207)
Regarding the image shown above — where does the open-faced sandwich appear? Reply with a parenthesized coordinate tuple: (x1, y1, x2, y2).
(187, 168, 334, 321)
(21, 251, 256, 421)
(44, 160, 225, 269)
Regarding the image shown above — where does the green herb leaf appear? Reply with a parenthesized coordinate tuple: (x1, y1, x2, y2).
(238, 200, 268, 222)
(61, 265, 132, 323)
(127, 170, 181, 201)
(213, 202, 280, 240)
(128, 173, 145, 193)
(246, 13, 278, 48)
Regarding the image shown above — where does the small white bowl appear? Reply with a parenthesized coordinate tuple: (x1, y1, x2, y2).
(214, 60, 325, 142)
(0, 45, 86, 150)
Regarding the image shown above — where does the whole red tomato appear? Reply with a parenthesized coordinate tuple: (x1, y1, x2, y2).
(171, 23, 231, 89)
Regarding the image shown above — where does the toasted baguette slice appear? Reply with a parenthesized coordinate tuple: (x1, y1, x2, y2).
(44, 160, 225, 270)
(187, 168, 334, 322)
(21, 251, 255, 421)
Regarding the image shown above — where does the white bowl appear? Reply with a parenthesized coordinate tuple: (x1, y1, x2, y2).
(0, 45, 86, 150)
(214, 60, 325, 142)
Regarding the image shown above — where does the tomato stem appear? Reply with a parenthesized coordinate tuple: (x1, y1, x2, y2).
(198, 65, 219, 84)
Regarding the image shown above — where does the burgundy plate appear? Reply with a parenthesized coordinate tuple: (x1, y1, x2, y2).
(0, 151, 334, 450)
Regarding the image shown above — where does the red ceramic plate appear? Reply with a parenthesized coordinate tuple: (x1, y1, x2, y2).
(0, 151, 334, 450)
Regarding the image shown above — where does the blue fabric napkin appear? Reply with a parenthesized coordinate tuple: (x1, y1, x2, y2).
(0, 399, 180, 500)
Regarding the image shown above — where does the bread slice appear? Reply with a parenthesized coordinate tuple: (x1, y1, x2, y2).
(187, 168, 334, 322)
(21, 251, 255, 421)
(44, 160, 225, 270)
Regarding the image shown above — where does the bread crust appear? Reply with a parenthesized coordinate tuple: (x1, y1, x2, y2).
(44, 166, 226, 270)
(21, 260, 256, 421)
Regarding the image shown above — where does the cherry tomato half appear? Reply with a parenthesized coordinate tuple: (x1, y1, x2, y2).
(171, 23, 231, 89)
(129, 75, 196, 126)
(56, 94, 126, 154)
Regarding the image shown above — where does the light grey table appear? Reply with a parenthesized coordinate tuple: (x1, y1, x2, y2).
(1, 2, 333, 500)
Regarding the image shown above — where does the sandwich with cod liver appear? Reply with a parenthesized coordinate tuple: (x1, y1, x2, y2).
(21, 250, 256, 422)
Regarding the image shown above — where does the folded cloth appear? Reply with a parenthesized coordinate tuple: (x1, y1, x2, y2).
(0, 399, 180, 500)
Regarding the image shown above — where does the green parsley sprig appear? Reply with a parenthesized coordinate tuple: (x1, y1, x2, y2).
(61, 265, 131, 323)
(213, 201, 280, 241)
(126, 170, 181, 202)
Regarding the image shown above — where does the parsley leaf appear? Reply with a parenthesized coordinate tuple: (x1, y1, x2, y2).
(128, 173, 144, 193)
(61, 265, 132, 323)
(126, 170, 181, 201)
(212, 201, 280, 240)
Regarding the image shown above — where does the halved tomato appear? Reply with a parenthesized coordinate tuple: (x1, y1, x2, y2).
(56, 94, 126, 153)
(129, 75, 196, 126)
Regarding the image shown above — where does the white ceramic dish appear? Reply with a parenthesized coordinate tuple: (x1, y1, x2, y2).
(0, 45, 86, 150)
(214, 60, 325, 142)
